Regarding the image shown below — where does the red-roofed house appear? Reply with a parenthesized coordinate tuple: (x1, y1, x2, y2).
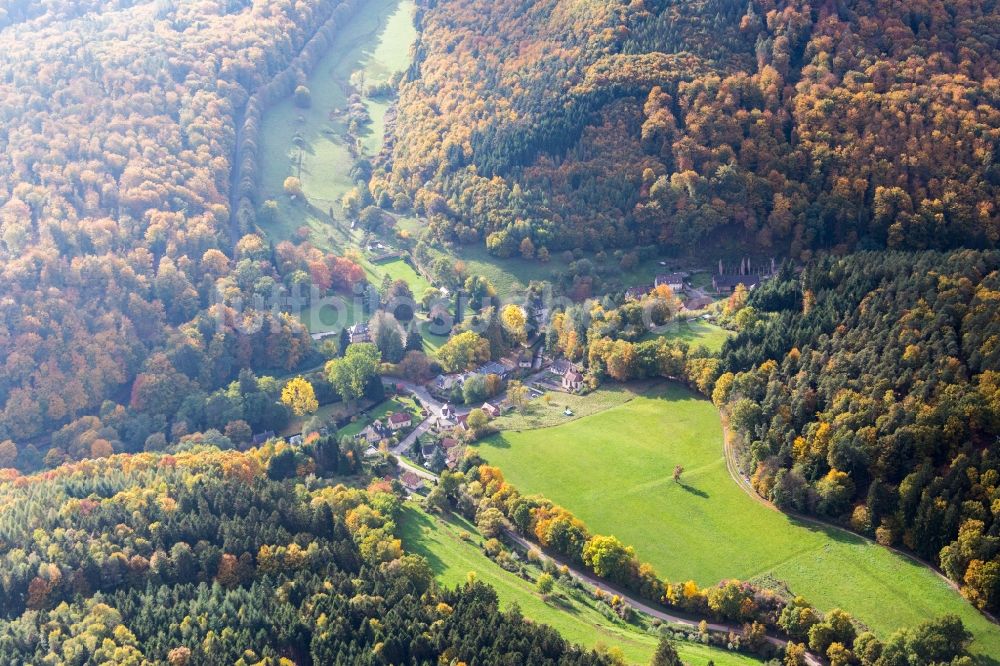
(400, 471, 423, 492)
(562, 369, 584, 392)
(387, 412, 412, 431)
(446, 446, 463, 470)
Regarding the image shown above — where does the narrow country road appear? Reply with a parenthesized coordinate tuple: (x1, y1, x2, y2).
(397, 455, 436, 482)
(394, 417, 432, 456)
(395, 453, 821, 665)
(388, 378, 473, 457)
(500, 528, 822, 666)
(388, 380, 446, 457)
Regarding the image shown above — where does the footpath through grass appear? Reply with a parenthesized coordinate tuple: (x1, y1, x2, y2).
(398, 503, 764, 666)
(473, 383, 1000, 660)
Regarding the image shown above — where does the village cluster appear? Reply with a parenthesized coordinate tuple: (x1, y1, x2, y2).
(320, 261, 776, 488)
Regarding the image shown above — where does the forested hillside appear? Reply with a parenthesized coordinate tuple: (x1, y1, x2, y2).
(0, 444, 612, 665)
(376, 0, 999, 257)
(715, 250, 1000, 613)
(0, 1, 370, 449)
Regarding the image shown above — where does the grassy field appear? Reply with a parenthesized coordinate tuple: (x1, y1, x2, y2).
(358, 1, 416, 154)
(493, 380, 665, 431)
(258, 0, 416, 230)
(281, 401, 350, 437)
(398, 503, 764, 666)
(365, 257, 431, 294)
(643, 319, 732, 353)
(416, 320, 450, 352)
(438, 245, 673, 299)
(450, 245, 566, 297)
(473, 384, 1000, 660)
(256, 0, 425, 292)
(406, 235, 716, 301)
(298, 294, 367, 334)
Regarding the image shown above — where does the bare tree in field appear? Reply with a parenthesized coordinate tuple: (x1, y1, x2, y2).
(673, 465, 684, 482)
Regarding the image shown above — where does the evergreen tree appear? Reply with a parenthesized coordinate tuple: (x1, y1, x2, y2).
(651, 636, 681, 666)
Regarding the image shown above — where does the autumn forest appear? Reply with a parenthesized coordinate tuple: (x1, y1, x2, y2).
(1, 0, 999, 664)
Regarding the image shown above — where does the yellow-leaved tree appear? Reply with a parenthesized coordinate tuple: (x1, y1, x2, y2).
(281, 377, 318, 416)
(500, 304, 527, 344)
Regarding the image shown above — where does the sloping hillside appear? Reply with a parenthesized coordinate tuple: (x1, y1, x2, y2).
(376, 0, 999, 257)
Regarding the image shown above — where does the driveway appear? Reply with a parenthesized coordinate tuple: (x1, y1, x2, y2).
(387, 379, 466, 457)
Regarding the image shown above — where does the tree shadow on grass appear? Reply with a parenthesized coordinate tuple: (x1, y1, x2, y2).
(398, 506, 448, 575)
(544, 593, 581, 615)
(677, 482, 709, 499)
(479, 433, 512, 450)
(785, 513, 872, 547)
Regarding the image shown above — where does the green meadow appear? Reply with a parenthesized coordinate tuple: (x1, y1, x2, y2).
(256, 0, 426, 298)
(473, 383, 1000, 660)
(398, 503, 764, 666)
(493, 381, 665, 432)
(643, 319, 733, 353)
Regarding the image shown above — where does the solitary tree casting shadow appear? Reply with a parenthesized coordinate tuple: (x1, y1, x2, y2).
(677, 482, 709, 499)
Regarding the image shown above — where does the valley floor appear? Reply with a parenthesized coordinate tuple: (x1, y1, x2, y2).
(398, 502, 765, 665)
(472, 382, 1000, 661)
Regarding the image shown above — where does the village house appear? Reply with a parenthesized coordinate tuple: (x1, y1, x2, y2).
(475, 361, 510, 380)
(562, 368, 584, 392)
(481, 402, 501, 419)
(387, 411, 412, 431)
(712, 258, 773, 293)
(347, 322, 370, 343)
(437, 438, 462, 469)
(400, 471, 424, 492)
(421, 441, 437, 459)
(432, 403, 458, 432)
(713, 272, 761, 293)
(358, 420, 391, 444)
(549, 359, 577, 377)
(654, 272, 685, 291)
(625, 284, 652, 300)
(527, 301, 548, 326)
(368, 242, 402, 263)
(251, 431, 275, 447)
(433, 373, 469, 394)
(310, 329, 338, 342)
